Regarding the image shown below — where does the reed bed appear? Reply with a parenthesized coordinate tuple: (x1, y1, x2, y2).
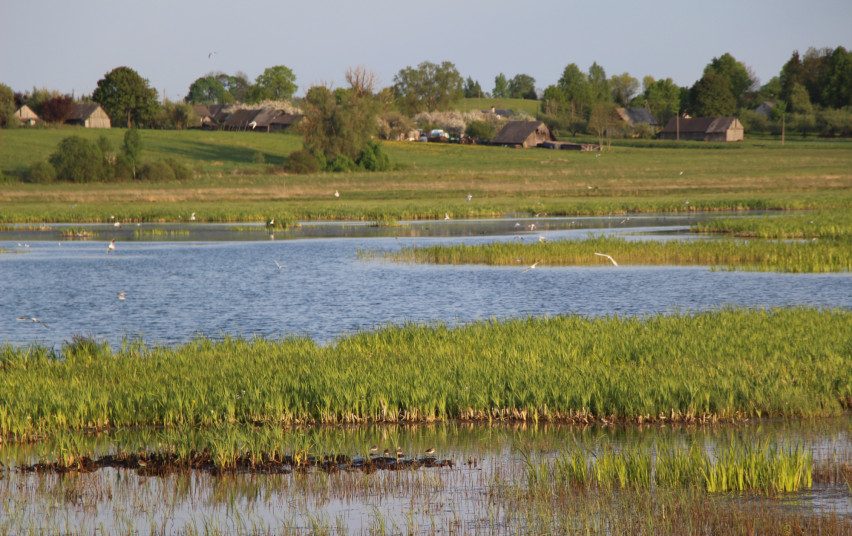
(692, 209, 852, 239)
(0, 309, 849, 441)
(387, 235, 851, 272)
(528, 441, 813, 494)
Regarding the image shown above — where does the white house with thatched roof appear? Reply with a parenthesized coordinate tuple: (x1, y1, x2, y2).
(14, 105, 42, 126)
(65, 103, 111, 128)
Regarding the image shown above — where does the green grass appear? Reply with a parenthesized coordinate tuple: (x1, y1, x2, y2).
(0, 127, 850, 223)
(692, 209, 852, 239)
(0, 308, 849, 440)
(453, 97, 541, 116)
(386, 235, 851, 272)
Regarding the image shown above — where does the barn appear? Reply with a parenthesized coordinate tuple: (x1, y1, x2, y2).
(14, 105, 42, 126)
(492, 121, 555, 148)
(65, 103, 111, 128)
(658, 117, 744, 142)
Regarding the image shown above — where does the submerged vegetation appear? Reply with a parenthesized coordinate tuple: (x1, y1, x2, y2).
(0, 308, 849, 441)
(388, 235, 851, 272)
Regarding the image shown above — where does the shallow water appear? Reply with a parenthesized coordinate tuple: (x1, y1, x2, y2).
(1, 216, 850, 348)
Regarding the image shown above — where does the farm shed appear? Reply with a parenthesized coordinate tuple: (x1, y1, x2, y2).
(14, 105, 42, 126)
(492, 121, 555, 148)
(658, 117, 744, 142)
(65, 103, 111, 128)
(221, 109, 262, 131)
(252, 109, 302, 132)
(192, 105, 217, 128)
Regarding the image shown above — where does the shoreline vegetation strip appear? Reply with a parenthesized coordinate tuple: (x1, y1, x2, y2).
(0, 308, 849, 440)
(384, 235, 851, 273)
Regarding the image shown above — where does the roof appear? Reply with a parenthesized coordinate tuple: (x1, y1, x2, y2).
(660, 117, 741, 134)
(14, 105, 41, 120)
(192, 104, 212, 118)
(68, 103, 104, 120)
(492, 121, 550, 144)
(222, 109, 262, 127)
(616, 107, 657, 126)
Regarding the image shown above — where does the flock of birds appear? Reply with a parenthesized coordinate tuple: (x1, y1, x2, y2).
(368, 445, 437, 460)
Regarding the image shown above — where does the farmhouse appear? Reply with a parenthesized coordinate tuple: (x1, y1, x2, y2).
(615, 107, 657, 127)
(658, 116, 744, 142)
(492, 121, 555, 148)
(220, 107, 302, 132)
(65, 103, 111, 128)
(14, 105, 42, 126)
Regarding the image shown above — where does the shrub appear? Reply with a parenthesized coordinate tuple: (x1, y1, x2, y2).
(284, 149, 321, 174)
(49, 136, 107, 182)
(113, 155, 134, 180)
(164, 157, 192, 180)
(356, 141, 390, 171)
(329, 155, 356, 172)
(138, 160, 176, 181)
(26, 161, 56, 183)
(464, 120, 496, 142)
(377, 111, 414, 140)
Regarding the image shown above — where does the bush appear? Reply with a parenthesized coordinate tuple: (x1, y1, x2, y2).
(815, 108, 852, 137)
(26, 161, 56, 183)
(464, 120, 496, 142)
(284, 149, 321, 174)
(356, 141, 390, 171)
(138, 160, 176, 181)
(329, 155, 357, 172)
(113, 155, 134, 180)
(49, 136, 107, 182)
(164, 157, 192, 180)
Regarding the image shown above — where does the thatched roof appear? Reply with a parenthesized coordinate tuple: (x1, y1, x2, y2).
(192, 104, 212, 118)
(660, 117, 741, 134)
(67, 103, 105, 120)
(222, 109, 262, 128)
(492, 121, 552, 145)
(616, 107, 657, 126)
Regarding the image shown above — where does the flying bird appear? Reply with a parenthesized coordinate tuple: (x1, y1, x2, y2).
(16, 316, 49, 329)
(594, 252, 618, 266)
(208, 51, 217, 59)
(107, 239, 116, 253)
(274, 260, 284, 270)
(523, 261, 541, 273)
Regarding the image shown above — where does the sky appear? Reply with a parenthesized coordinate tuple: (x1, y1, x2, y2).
(1, 0, 850, 101)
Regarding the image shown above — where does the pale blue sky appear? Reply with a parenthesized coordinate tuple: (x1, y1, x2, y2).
(1, 0, 850, 100)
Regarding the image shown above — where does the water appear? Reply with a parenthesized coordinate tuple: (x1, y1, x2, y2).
(1, 216, 849, 348)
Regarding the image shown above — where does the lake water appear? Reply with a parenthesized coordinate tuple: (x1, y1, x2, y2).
(1, 214, 850, 348)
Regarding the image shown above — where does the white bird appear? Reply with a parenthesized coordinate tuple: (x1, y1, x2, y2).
(334, 190, 340, 198)
(444, 213, 451, 220)
(266, 218, 275, 229)
(514, 222, 521, 228)
(16, 316, 49, 328)
(114, 221, 121, 228)
(248, 120, 257, 130)
(538, 235, 547, 243)
(107, 239, 116, 253)
(528, 223, 536, 231)
(594, 252, 618, 266)
(523, 261, 541, 273)
(466, 193, 473, 202)
(274, 260, 284, 270)
(679, 171, 684, 176)
(190, 212, 196, 221)
(117, 291, 126, 301)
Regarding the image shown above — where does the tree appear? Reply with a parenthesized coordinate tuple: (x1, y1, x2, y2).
(249, 65, 297, 102)
(40, 95, 75, 123)
(507, 74, 537, 99)
(703, 53, 756, 107)
(492, 73, 508, 98)
(557, 63, 591, 117)
(0, 83, 15, 127)
(123, 128, 142, 179)
(588, 102, 617, 146)
(779, 51, 804, 105)
(689, 72, 736, 117)
(217, 72, 252, 102)
(49, 136, 108, 182)
(185, 75, 233, 104)
(635, 77, 681, 126)
(463, 77, 484, 98)
(789, 83, 813, 114)
(609, 72, 639, 106)
(92, 66, 159, 127)
(393, 61, 464, 115)
(587, 62, 611, 103)
(820, 46, 852, 108)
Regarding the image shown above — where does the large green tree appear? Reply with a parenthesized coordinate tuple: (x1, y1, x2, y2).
(633, 76, 682, 125)
(463, 77, 484, 98)
(393, 61, 463, 115)
(507, 74, 537, 99)
(587, 62, 611, 103)
(185, 75, 233, 104)
(819, 46, 852, 108)
(249, 65, 297, 102)
(557, 63, 591, 117)
(609, 72, 639, 106)
(492, 73, 508, 98)
(690, 72, 736, 116)
(0, 82, 15, 127)
(703, 53, 755, 107)
(92, 66, 159, 127)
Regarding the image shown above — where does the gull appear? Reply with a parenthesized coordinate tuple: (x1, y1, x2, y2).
(444, 212, 450, 220)
(117, 291, 126, 301)
(208, 51, 217, 59)
(538, 235, 547, 243)
(334, 190, 340, 198)
(679, 171, 684, 176)
(248, 120, 257, 130)
(190, 212, 196, 221)
(523, 261, 541, 273)
(16, 316, 49, 329)
(594, 252, 618, 266)
(528, 223, 536, 231)
(274, 260, 284, 270)
(466, 193, 473, 202)
(514, 222, 521, 228)
(114, 221, 121, 228)
(107, 239, 116, 253)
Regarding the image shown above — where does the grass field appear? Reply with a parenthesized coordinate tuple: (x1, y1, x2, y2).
(1, 308, 848, 440)
(453, 97, 541, 116)
(0, 128, 850, 223)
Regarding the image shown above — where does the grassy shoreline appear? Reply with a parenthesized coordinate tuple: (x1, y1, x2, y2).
(1, 308, 849, 440)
